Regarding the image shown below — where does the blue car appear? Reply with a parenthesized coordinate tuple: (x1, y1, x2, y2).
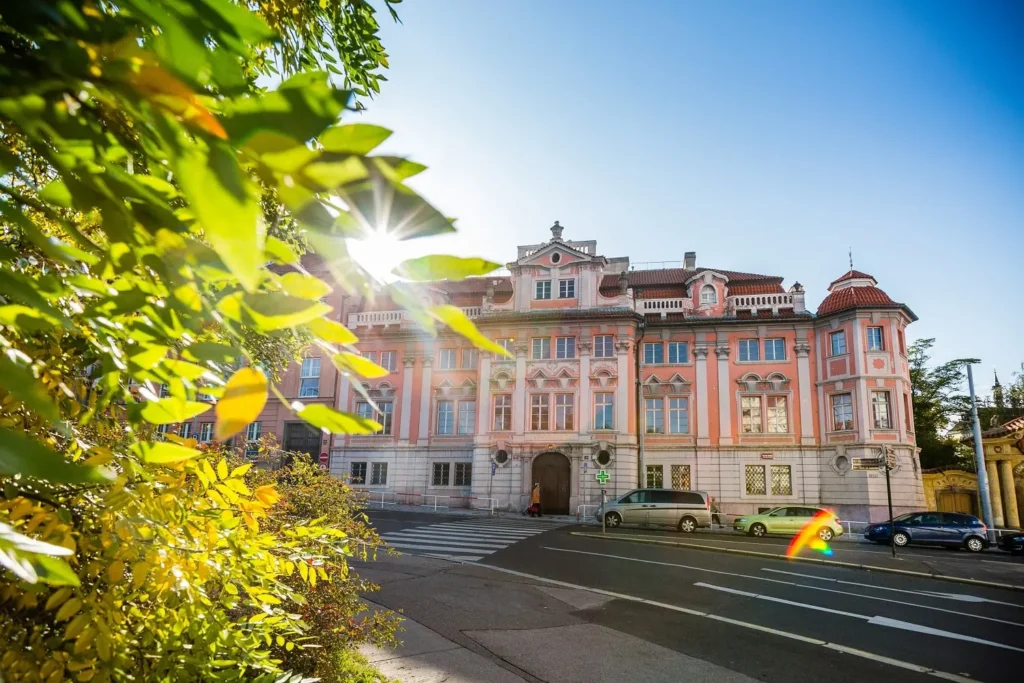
(863, 511, 988, 553)
(998, 531, 1024, 555)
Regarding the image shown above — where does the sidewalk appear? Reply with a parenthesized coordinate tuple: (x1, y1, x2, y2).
(355, 553, 759, 683)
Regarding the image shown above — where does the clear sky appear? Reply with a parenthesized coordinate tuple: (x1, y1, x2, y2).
(350, 0, 1024, 392)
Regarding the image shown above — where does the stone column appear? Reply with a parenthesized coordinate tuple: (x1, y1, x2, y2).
(416, 358, 433, 445)
(694, 346, 710, 446)
(794, 342, 815, 445)
(477, 352, 492, 435)
(851, 318, 871, 438)
(986, 460, 1004, 528)
(715, 346, 732, 445)
(615, 340, 631, 433)
(513, 343, 528, 434)
(998, 460, 1020, 529)
(334, 372, 351, 451)
(399, 357, 415, 443)
(579, 341, 592, 434)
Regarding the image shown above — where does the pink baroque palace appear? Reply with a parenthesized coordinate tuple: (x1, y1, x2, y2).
(330, 222, 923, 521)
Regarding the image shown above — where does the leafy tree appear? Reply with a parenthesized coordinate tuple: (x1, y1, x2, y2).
(908, 338, 978, 470)
(0, 0, 506, 680)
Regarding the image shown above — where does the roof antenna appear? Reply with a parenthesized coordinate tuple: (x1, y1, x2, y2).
(848, 246, 853, 271)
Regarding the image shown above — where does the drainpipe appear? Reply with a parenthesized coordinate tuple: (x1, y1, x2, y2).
(635, 320, 646, 487)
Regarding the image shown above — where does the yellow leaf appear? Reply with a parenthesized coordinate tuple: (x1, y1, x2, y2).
(248, 612, 267, 623)
(64, 613, 90, 641)
(106, 560, 125, 584)
(331, 352, 389, 379)
(224, 583, 238, 595)
(201, 458, 218, 483)
(216, 458, 228, 480)
(215, 368, 267, 440)
(73, 627, 96, 654)
(226, 478, 250, 496)
(128, 65, 227, 139)
(45, 587, 73, 611)
(229, 463, 253, 478)
(254, 485, 280, 507)
(207, 489, 228, 507)
(54, 597, 83, 622)
(298, 562, 308, 581)
(306, 317, 357, 344)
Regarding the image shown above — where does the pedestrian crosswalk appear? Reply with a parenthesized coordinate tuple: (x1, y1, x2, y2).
(379, 519, 557, 563)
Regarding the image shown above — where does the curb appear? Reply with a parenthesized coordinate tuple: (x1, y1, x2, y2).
(569, 531, 1024, 593)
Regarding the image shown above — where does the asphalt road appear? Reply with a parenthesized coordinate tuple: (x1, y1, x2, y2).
(364, 512, 1024, 683)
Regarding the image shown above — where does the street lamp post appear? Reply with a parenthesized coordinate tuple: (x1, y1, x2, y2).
(635, 320, 646, 488)
(967, 364, 995, 539)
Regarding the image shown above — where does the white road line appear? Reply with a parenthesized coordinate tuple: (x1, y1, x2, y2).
(381, 535, 510, 550)
(695, 582, 1024, 653)
(543, 547, 1024, 627)
(439, 525, 547, 534)
(383, 541, 503, 554)
(423, 553, 483, 562)
(469, 563, 978, 683)
(427, 526, 539, 536)
(399, 529, 533, 541)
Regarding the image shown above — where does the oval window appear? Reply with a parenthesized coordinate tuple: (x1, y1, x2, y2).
(551, 252, 561, 264)
(494, 449, 509, 465)
(595, 450, 612, 466)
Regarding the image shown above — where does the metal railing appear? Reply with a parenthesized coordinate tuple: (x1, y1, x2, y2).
(636, 298, 693, 315)
(348, 306, 482, 328)
(728, 293, 795, 313)
(367, 490, 398, 509)
(576, 504, 600, 521)
(420, 494, 450, 511)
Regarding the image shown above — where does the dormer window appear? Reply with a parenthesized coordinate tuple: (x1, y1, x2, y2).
(550, 252, 562, 264)
(535, 280, 552, 300)
(700, 284, 717, 305)
(558, 279, 575, 298)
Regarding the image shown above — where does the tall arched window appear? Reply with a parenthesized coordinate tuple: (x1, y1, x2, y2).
(700, 284, 717, 305)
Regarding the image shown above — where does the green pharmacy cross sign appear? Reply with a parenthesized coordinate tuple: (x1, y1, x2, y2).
(595, 469, 611, 485)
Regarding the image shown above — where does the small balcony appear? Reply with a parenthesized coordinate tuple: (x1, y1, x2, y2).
(348, 307, 482, 329)
(635, 297, 693, 318)
(728, 293, 795, 315)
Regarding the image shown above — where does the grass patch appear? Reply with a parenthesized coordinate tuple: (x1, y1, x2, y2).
(335, 647, 396, 683)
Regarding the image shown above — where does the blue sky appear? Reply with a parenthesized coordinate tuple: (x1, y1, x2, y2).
(351, 0, 1024, 392)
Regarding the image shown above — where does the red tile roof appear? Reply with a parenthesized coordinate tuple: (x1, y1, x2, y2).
(600, 267, 780, 291)
(816, 286, 897, 316)
(830, 269, 876, 285)
(728, 282, 785, 296)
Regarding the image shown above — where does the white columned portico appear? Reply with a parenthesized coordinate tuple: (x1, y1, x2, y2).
(416, 358, 433, 445)
(794, 342, 815, 445)
(399, 357, 415, 443)
(851, 318, 871, 438)
(579, 341, 592, 434)
(694, 346, 710, 446)
(477, 352, 492, 435)
(513, 343, 527, 434)
(715, 345, 732, 445)
(615, 340, 630, 433)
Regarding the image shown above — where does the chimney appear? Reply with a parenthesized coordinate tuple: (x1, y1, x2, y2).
(789, 282, 806, 313)
(684, 251, 696, 269)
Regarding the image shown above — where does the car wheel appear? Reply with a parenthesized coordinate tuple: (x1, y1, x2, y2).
(817, 527, 834, 542)
(604, 512, 622, 528)
(892, 531, 910, 547)
(678, 516, 698, 533)
(750, 523, 767, 538)
(965, 536, 984, 553)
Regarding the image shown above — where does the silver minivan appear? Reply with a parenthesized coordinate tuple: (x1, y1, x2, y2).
(596, 488, 712, 532)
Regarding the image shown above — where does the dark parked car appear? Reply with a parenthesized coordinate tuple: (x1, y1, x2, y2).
(863, 511, 988, 552)
(998, 531, 1024, 555)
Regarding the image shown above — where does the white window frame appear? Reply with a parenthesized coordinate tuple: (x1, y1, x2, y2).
(741, 396, 763, 433)
(535, 280, 552, 300)
(556, 336, 576, 359)
(700, 284, 717, 305)
(370, 462, 388, 486)
(497, 338, 515, 356)
(461, 348, 478, 369)
(178, 422, 192, 439)
(766, 396, 788, 433)
(554, 394, 574, 430)
(558, 279, 576, 299)
(667, 342, 688, 364)
(830, 330, 847, 356)
(531, 337, 551, 360)
(436, 400, 455, 435)
(867, 327, 884, 351)
(594, 393, 614, 430)
(831, 393, 854, 431)
(646, 464, 664, 488)
(299, 357, 321, 398)
(493, 394, 512, 431)
(770, 464, 793, 496)
(454, 462, 472, 487)
(245, 421, 261, 457)
(643, 342, 663, 365)
(668, 397, 689, 434)
(350, 461, 367, 484)
(431, 462, 450, 487)
(438, 348, 457, 369)
(530, 394, 550, 431)
(738, 339, 760, 362)
(378, 401, 393, 435)
(745, 464, 766, 495)
(594, 335, 614, 358)
(644, 398, 663, 434)
(379, 351, 397, 372)
(871, 391, 891, 429)
(458, 400, 476, 435)
(198, 422, 214, 443)
(763, 338, 786, 361)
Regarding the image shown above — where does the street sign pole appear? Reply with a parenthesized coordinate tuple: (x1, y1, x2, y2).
(601, 489, 607, 534)
(883, 447, 896, 559)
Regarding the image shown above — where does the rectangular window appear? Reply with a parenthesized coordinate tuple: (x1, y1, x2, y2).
(898, 329, 906, 355)
(198, 422, 214, 442)
(556, 336, 576, 359)
(644, 398, 663, 433)
(643, 343, 664, 365)
(458, 400, 476, 435)
(745, 465, 766, 495)
(771, 465, 792, 495)
(461, 348, 478, 369)
(766, 396, 788, 433)
(903, 393, 912, 431)
(436, 400, 454, 435)
(350, 462, 367, 484)
(594, 393, 614, 430)
(667, 342, 689, 364)
(741, 396, 763, 433)
(532, 337, 551, 359)
(764, 338, 786, 361)
(299, 357, 321, 397)
(738, 339, 760, 362)
(370, 462, 388, 486)
(831, 393, 854, 431)
(531, 394, 550, 430)
(867, 327, 884, 351)
(646, 465, 663, 488)
(454, 462, 473, 487)
(493, 395, 512, 431)
(178, 422, 192, 439)
(555, 394, 575, 430)
(671, 464, 691, 490)
(431, 462, 450, 486)
(594, 335, 614, 358)
(497, 338, 515, 356)
(364, 351, 377, 365)
(356, 401, 374, 421)
(830, 330, 847, 356)
(535, 280, 552, 300)
(159, 383, 170, 398)
(669, 397, 689, 434)
(378, 402, 394, 435)
(380, 351, 397, 372)
(157, 423, 170, 440)
(558, 279, 575, 298)
(871, 391, 891, 429)
(245, 421, 261, 458)
(438, 348, 456, 369)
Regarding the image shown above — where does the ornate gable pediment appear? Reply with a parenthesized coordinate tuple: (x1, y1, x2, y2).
(515, 240, 591, 268)
(736, 372, 791, 392)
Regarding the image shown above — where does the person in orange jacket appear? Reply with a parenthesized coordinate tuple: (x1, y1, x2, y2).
(530, 482, 542, 517)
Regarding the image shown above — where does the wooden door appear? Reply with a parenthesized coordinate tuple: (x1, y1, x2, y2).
(283, 422, 321, 459)
(532, 452, 570, 515)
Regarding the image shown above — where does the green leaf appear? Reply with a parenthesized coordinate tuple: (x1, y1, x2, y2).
(31, 555, 81, 587)
(128, 345, 169, 371)
(306, 318, 358, 345)
(181, 342, 239, 364)
(0, 429, 114, 483)
(319, 124, 391, 154)
(264, 236, 299, 265)
(226, 292, 332, 332)
(222, 71, 352, 145)
(295, 403, 381, 435)
(331, 352, 389, 379)
(161, 359, 209, 382)
(39, 180, 73, 207)
(0, 522, 79, 586)
(430, 305, 512, 358)
(177, 142, 263, 292)
(279, 272, 332, 300)
(131, 441, 203, 465)
(0, 355, 60, 423)
(0, 305, 61, 332)
(393, 255, 501, 281)
(138, 397, 212, 425)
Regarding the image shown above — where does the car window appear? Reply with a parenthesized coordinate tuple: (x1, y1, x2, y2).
(620, 492, 639, 504)
(651, 490, 674, 504)
(903, 513, 924, 526)
(921, 513, 942, 525)
(672, 491, 704, 505)
(767, 508, 787, 517)
(785, 508, 805, 517)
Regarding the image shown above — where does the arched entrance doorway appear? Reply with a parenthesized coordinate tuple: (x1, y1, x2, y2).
(532, 452, 571, 515)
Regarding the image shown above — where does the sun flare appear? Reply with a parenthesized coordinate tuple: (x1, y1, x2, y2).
(346, 229, 407, 283)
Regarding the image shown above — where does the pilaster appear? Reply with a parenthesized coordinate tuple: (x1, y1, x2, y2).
(513, 343, 527, 434)
(579, 341, 592, 433)
(615, 339, 631, 434)
(416, 358, 433, 445)
(694, 345, 711, 446)
(477, 352, 492, 437)
(715, 345, 732, 445)
(399, 356, 415, 443)
(851, 318, 871, 438)
(794, 342, 815, 445)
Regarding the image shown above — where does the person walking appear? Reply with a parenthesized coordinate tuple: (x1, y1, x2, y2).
(530, 482, 543, 517)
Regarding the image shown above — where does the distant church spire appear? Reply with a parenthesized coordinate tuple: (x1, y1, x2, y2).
(849, 246, 854, 271)
(993, 370, 1005, 409)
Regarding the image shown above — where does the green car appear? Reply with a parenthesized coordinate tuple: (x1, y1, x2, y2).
(733, 506, 844, 541)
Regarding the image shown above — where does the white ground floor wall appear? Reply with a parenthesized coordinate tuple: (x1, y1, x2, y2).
(330, 443, 925, 524)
